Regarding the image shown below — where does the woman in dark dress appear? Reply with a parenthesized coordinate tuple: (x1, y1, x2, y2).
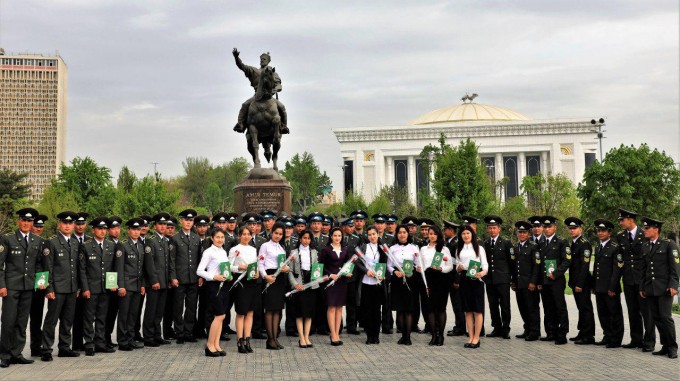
(318, 227, 352, 346)
(454, 225, 488, 348)
(288, 231, 319, 348)
(258, 223, 290, 350)
(356, 226, 387, 344)
(388, 225, 419, 345)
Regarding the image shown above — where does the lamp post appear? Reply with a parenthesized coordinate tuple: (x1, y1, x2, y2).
(590, 118, 606, 161)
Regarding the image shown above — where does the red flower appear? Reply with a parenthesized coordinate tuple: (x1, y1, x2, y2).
(235, 250, 240, 256)
(443, 256, 448, 262)
(259, 255, 264, 261)
(351, 257, 357, 262)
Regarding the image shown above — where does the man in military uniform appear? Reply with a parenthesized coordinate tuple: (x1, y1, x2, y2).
(224, 213, 239, 249)
(616, 208, 655, 351)
(169, 209, 201, 344)
(511, 221, 541, 341)
(403, 216, 423, 247)
(259, 210, 277, 241)
(527, 215, 547, 337)
(133, 215, 152, 342)
(79, 217, 117, 356)
(483, 215, 513, 339)
(104, 216, 122, 349)
(143, 213, 172, 347)
(321, 215, 333, 235)
(385, 214, 398, 237)
(592, 219, 625, 348)
(0, 208, 48, 368)
(115, 218, 146, 351)
(565, 217, 595, 345)
(163, 217, 177, 340)
(232, 48, 288, 134)
(308, 212, 329, 250)
(341, 218, 362, 335)
(40, 211, 81, 361)
(193, 215, 212, 339)
(71, 212, 91, 351)
(538, 216, 571, 345)
(29, 214, 49, 357)
(351, 210, 368, 241)
(639, 217, 678, 359)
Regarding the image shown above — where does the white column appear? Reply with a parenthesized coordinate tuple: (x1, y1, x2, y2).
(518, 152, 526, 180)
(386, 157, 394, 186)
(541, 151, 548, 175)
(551, 143, 562, 174)
(573, 142, 585, 183)
(355, 150, 364, 198)
(494, 153, 503, 182)
(375, 149, 384, 192)
(407, 155, 417, 204)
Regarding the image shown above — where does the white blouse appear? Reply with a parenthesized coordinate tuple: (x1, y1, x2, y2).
(387, 243, 419, 274)
(299, 244, 311, 271)
(362, 243, 382, 285)
(196, 245, 229, 281)
(418, 245, 454, 273)
(228, 244, 257, 274)
(456, 243, 488, 271)
(258, 240, 286, 277)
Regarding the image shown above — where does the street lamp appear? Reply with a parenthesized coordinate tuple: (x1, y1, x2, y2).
(590, 118, 606, 161)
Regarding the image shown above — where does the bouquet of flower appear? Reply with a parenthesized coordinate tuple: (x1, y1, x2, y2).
(286, 275, 330, 298)
(325, 254, 358, 289)
(381, 244, 411, 291)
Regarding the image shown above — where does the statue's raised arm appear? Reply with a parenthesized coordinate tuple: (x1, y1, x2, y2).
(233, 48, 246, 72)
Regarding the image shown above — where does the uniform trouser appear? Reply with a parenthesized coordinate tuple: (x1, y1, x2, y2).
(623, 283, 656, 347)
(41, 292, 77, 354)
(143, 289, 167, 341)
(361, 284, 383, 338)
(595, 292, 623, 345)
(135, 294, 145, 339)
(163, 288, 175, 338)
(105, 291, 119, 344)
(345, 281, 359, 330)
(648, 294, 678, 351)
(540, 286, 555, 336)
(543, 282, 569, 338)
(173, 283, 198, 339)
(572, 285, 595, 339)
(30, 289, 46, 354)
(381, 283, 394, 331)
(487, 282, 512, 334)
(449, 287, 465, 331)
(83, 293, 109, 349)
(0, 290, 33, 360)
(117, 291, 141, 347)
(72, 296, 85, 348)
(194, 285, 208, 337)
(515, 288, 540, 337)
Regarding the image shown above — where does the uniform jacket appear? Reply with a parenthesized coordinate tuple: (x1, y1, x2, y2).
(539, 235, 571, 285)
(569, 235, 593, 289)
(115, 239, 145, 292)
(616, 228, 646, 286)
(46, 233, 79, 293)
(78, 238, 116, 294)
(483, 235, 513, 285)
(511, 240, 541, 289)
(593, 240, 623, 294)
(0, 230, 48, 291)
(170, 231, 201, 284)
(639, 238, 680, 296)
(144, 234, 169, 289)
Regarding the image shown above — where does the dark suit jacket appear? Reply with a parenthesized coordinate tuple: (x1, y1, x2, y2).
(0, 231, 47, 291)
(115, 239, 145, 292)
(46, 233, 79, 294)
(616, 228, 646, 286)
(78, 238, 116, 294)
(593, 240, 622, 294)
(318, 245, 349, 277)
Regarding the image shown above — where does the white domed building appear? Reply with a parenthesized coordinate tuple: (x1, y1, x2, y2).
(332, 95, 601, 203)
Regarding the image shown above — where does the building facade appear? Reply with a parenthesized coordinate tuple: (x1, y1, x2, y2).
(333, 99, 601, 204)
(0, 50, 68, 199)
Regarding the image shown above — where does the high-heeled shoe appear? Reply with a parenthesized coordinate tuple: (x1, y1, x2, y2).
(244, 337, 253, 353)
(470, 341, 480, 348)
(436, 333, 444, 346)
(204, 347, 220, 357)
(266, 340, 278, 350)
(331, 341, 343, 346)
(428, 333, 437, 346)
(464, 343, 472, 348)
(275, 339, 284, 350)
(298, 340, 307, 348)
(218, 350, 226, 356)
(306, 342, 314, 348)
(237, 338, 247, 354)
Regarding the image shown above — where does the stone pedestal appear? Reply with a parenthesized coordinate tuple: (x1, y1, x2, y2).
(233, 168, 292, 215)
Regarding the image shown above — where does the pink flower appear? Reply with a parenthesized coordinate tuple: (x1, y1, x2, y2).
(235, 250, 240, 256)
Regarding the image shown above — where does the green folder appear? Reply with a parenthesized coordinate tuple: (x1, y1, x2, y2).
(35, 271, 49, 289)
(467, 260, 482, 278)
(277, 253, 287, 268)
(402, 260, 414, 277)
(340, 261, 355, 275)
(246, 262, 259, 280)
(105, 272, 118, 288)
(219, 261, 232, 281)
(431, 252, 444, 268)
(544, 259, 557, 276)
(311, 263, 324, 281)
(374, 262, 387, 279)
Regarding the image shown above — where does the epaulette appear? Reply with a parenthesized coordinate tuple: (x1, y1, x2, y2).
(351, 233, 359, 238)
(49, 235, 57, 240)
(660, 237, 670, 243)
(321, 234, 328, 238)
(617, 231, 625, 236)
(579, 236, 588, 244)
(610, 241, 619, 247)
(120, 239, 128, 244)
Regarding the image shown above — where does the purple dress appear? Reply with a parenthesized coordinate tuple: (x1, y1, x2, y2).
(319, 245, 349, 307)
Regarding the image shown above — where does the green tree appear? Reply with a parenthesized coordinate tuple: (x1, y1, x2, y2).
(117, 166, 137, 193)
(578, 144, 680, 241)
(205, 182, 223, 213)
(55, 157, 113, 206)
(281, 152, 332, 210)
(419, 136, 495, 222)
(209, 158, 250, 211)
(37, 184, 80, 235)
(523, 173, 580, 217)
(180, 157, 212, 206)
(0, 169, 31, 234)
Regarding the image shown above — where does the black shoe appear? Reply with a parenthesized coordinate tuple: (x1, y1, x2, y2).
(204, 347, 220, 357)
(569, 335, 582, 342)
(225, 326, 236, 335)
(404, 337, 412, 346)
(622, 342, 641, 349)
(428, 334, 436, 346)
(286, 331, 299, 337)
(220, 333, 231, 341)
(525, 335, 539, 342)
(134, 335, 144, 342)
(606, 343, 621, 348)
(95, 346, 115, 353)
(176, 338, 185, 344)
(594, 340, 609, 346)
(464, 343, 471, 348)
(298, 340, 307, 349)
(118, 344, 134, 351)
(266, 340, 279, 350)
(85, 348, 95, 356)
(575, 338, 595, 345)
(382, 328, 393, 334)
(435, 334, 444, 346)
(252, 332, 267, 340)
(275, 339, 284, 349)
(486, 330, 500, 338)
(397, 337, 404, 345)
(652, 348, 670, 356)
(452, 329, 465, 337)
(555, 337, 567, 345)
(185, 336, 198, 343)
(540, 335, 555, 342)
(0, 359, 10, 368)
(31, 351, 41, 357)
(41, 353, 53, 362)
(245, 338, 253, 353)
(501, 333, 511, 340)
(157, 339, 171, 345)
(238, 338, 247, 353)
(470, 342, 480, 348)
(130, 342, 144, 349)
(11, 356, 34, 365)
(347, 329, 360, 335)
(106, 341, 118, 348)
(144, 340, 160, 347)
(57, 349, 80, 357)
(668, 351, 678, 359)
(331, 341, 343, 346)
(516, 332, 528, 339)
(642, 346, 655, 352)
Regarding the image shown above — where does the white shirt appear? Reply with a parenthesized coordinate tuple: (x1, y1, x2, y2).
(387, 243, 418, 273)
(258, 240, 286, 277)
(418, 245, 454, 273)
(228, 244, 257, 274)
(196, 245, 229, 281)
(545, 234, 555, 245)
(362, 243, 381, 285)
(628, 226, 638, 238)
(299, 244, 311, 271)
(456, 243, 488, 272)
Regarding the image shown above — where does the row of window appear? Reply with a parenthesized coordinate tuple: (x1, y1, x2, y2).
(1, 58, 58, 67)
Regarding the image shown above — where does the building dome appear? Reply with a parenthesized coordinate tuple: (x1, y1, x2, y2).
(411, 102, 531, 125)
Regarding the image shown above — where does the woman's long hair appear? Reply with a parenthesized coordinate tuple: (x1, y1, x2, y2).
(428, 225, 445, 252)
(296, 230, 312, 250)
(395, 224, 412, 245)
(326, 227, 344, 247)
(455, 224, 479, 259)
(269, 222, 285, 243)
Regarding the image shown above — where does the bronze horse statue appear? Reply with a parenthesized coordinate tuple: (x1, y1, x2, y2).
(245, 66, 282, 170)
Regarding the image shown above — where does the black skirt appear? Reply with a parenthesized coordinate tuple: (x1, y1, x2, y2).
(206, 280, 229, 316)
(460, 275, 485, 313)
(293, 270, 317, 318)
(233, 276, 260, 315)
(390, 274, 417, 312)
(425, 269, 451, 313)
(262, 269, 286, 311)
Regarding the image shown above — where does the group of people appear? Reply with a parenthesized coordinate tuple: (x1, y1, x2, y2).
(0, 206, 677, 367)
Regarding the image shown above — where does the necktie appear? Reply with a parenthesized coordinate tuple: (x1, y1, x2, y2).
(66, 238, 71, 249)
(24, 235, 29, 246)
(490, 239, 495, 249)
(629, 232, 633, 243)
(99, 243, 104, 252)
(600, 244, 604, 252)
(79, 237, 83, 244)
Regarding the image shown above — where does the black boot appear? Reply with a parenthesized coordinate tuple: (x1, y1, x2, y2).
(436, 331, 444, 346)
(245, 337, 253, 353)
(237, 338, 246, 353)
(428, 331, 437, 346)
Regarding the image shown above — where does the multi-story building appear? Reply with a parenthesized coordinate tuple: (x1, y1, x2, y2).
(0, 49, 68, 199)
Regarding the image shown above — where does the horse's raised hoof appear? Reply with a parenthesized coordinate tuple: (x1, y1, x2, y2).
(280, 126, 289, 134)
(233, 123, 246, 133)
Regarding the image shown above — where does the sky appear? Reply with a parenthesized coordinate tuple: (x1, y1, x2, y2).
(1, 0, 678, 190)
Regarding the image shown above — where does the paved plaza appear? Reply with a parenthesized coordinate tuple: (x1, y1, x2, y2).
(1, 296, 678, 380)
